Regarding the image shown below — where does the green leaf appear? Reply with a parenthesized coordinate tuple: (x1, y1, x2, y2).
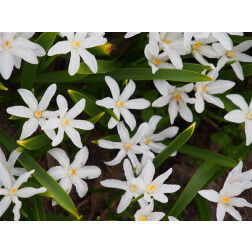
(21, 32, 58, 90)
(168, 161, 218, 217)
(83, 68, 214, 83)
(88, 43, 115, 56)
(68, 89, 119, 125)
(183, 63, 212, 72)
(0, 82, 8, 91)
(195, 195, 212, 221)
(0, 127, 80, 219)
(153, 123, 196, 168)
(32, 196, 46, 221)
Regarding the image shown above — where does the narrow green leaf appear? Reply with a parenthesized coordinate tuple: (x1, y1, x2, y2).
(153, 123, 196, 168)
(0, 127, 80, 219)
(21, 32, 58, 90)
(183, 63, 212, 72)
(32, 196, 46, 221)
(0, 82, 8, 91)
(195, 195, 212, 221)
(83, 68, 214, 83)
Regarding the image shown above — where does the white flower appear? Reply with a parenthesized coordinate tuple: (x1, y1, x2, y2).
(7, 84, 58, 140)
(168, 216, 179, 221)
(198, 170, 252, 221)
(140, 115, 179, 166)
(125, 32, 141, 38)
(213, 41, 252, 80)
(0, 168, 46, 221)
(224, 94, 252, 146)
(0, 148, 26, 187)
(42, 95, 94, 148)
(48, 32, 107, 76)
(137, 160, 180, 203)
(0, 32, 45, 80)
(197, 32, 244, 50)
(194, 70, 235, 113)
(152, 80, 195, 124)
(96, 76, 150, 130)
(134, 200, 165, 221)
(154, 32, 191, 69)
(48, 147, 101, 205)
(100, 159, 146, 213)
(98, 121, 154, 174)
(144, 43, 174, 74)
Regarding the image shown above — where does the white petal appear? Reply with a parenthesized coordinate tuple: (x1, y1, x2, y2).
(7, 148, 22, 169)
(104, 149, 127, 166)
(42, 118, 60, 130)
(120, 107, 136, 131)
(225, 205, 242, 221)
(105, 76, 120, 100)
(147, 212, 165, 221)
(152, 168, 173, 187)
(195, 92, 205, 113)
(38, 84, 57, 111)
(158, 184, 180, 193)
(19, 117, 39, 140)
(142, 160, 155, 185)
(198, 189, 219, 203)
(70, 120, 94, 131)
(206, 80, 235, 94)
(65, 126, 83, 148)
(166, 49, 183, 69)
(78, 166, 101, 179)
(66, 98, 85, 120)
(98, 140, 123, 150)
(124, 99, 150, 110)
(6, 106, 33, 118)
(235, 53, 252, 62)
(10, 167, 26, 176)
(117, 121, 130, 142)
(48, 148, 70, 168)
(16, 187, 46, 198)
(152, 192, 168, 203)
(59, 177, 72, 194)
(216, 203, 226, 221)
(153, 80, 169, 96)
(234, 40, 252, 53)
(47, 41, 71, 56)
(152, 96, 170, 107)
(245, 119, 252, 146)
(57, 95, 68, 116)
(231, 61, 244, 81)
(119, 80, 136, 102)
(213, 32, 233, 50)
(13, 170, 34, 189)
(123, 159, 134, 182)
(147, 115, 162, 134)
(0, 165, 11, 189)
(108, 107, 120, 129)
(12, 196, 22, 221)
(202, 93, 224, 109)
(131, 122, 149, 144)
(100, 179, 127, 190)
(229, 197, 252, 208)
(226, 94, 248, 112)
(72, 177, 88, 198)
(18, 89, 38, 111)
(178, 100, 193, 122)
(78, 48, 97, 73)
(117, 191, 133, 213)
(0, 196, 11, 218)
(47, 166, 66, 181)
(224, 110, 246, 123)
(68, 49, 80, 76)
(0, 51, 14, 80)
(96, 97, 116, 108)
(151, 126, 179, 141)
(168, 99, 179, 124)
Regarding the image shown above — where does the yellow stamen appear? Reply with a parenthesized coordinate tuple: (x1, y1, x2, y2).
(147, 184, 156, 192)
(5, 40, 10, 47)
(125, 144, 131, 150)
(163, 39, 170, 44)
(227, 51, 234, 58)
(174, 93, 180, 100)
(247, 112, 252, 119)
(139, 216, 147, 221)
(131, 184, 137, 191)
(74, 40, 80, 48)
(145, 139, 151, 144)
(35, 110, 42, 118)
(154, 59, 161, 64)
(117, 101, 124, 107)
(201, 86, 207, 92)
(62, 118, 69, 126)
(222, 197, 230, 203)
(71, 169, 77, 175)
(11, 188, 17, 194)
(192, 42, 202, 50)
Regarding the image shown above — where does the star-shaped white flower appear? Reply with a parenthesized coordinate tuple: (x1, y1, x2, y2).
(98, 121, 154, 174)
(48, 147, 101, 205)
(144, 42, 174, 74)
(0, 32, 46, 80)
(198, 165, 252, 221)
(96, 76, 150, 130)
(194, 70, 235, 113)
(7, 84, 58, 140)
(0, 168, 46, 221)
(42, 95, 94, 148)
(0, 148, 26, 187)
(48, 32, 107, 76)
(152, 80, 195, 124)
(224, 94, 252, 146)
(137, 160, 180, 203)
(140, 115, 179, 167)
(213, 41, 252, 80)
(134, 200, 165, 221)
(100, 159, 145, 213)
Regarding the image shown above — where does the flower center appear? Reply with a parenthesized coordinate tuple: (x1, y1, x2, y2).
(130, 184, 137, 192)
(201, 86, 207, 92)
(145, 139, 151, 144)
(117, 101, 124, 107)
(221, 197, 230, 203)
(72, 40, 80, 49)
(139, 216, 147, 221)
(61, 118, 69, 126)
(34, 110, 42, 118)
(125, 144, 131, 150)
(247, 112, 252, 120)
(3, 40, 11, 50)
(173, 93, 180, 100)
(154, 58, 161, 65)
(10, 188, 17, 195)
(192, 42, 202, 50)
(227, 51, 234, 58)
(71, 168, 77, 176)
(163, 39, 170, 45)
(147, 184, 156, 193)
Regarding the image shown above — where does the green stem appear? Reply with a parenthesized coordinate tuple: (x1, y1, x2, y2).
(131, 194, 144, 203)
(123, 210, 135, 220)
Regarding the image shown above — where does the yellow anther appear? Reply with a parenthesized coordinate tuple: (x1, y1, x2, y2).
(201, 86, 207, 92)
(11, 188, 17, 194)
(62, 118, 69, 126)
(73, 40, 80, 48)
(145, 139, 151, 144)
(247, 112, 252, 120)
(147, 184, 156, 192)
(131, 184, 137, 191)
(174, 93, 180, 100)
(35, 110, 42, 118)
(139, 216, 147, 221)
(71, 169, 77, 175)
(125, 144, 131, 150)
(117, 101, 125, 107)
(227, 51, 234, 58)
(163, 39, 170, 44)
(5, 40, 10, 47)
(222, 197, 230, 203)
(192, 42, 202, 50)
(154, 59, 161, 64)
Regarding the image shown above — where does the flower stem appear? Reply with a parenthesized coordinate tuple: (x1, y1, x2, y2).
(131, 194, 144, 203)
